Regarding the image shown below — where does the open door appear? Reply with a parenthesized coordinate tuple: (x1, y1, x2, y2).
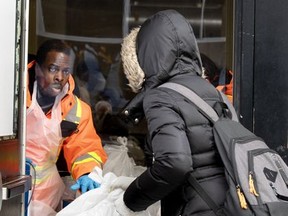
(0, 1, 31, 216)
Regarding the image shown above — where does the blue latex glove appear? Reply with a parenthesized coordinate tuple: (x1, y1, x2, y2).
(70, 175, 100, 193)
(25, 158, 35, 175)
(25, 158, 34, 166)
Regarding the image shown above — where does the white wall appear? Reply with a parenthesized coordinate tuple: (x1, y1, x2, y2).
(0, 1, 17, 136)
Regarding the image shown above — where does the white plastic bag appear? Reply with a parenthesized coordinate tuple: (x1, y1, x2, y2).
(57, 136, 161, 216)
(57, 172, 159, 216)
(56, 172, 117, 216)
(103, 136, 146, 177)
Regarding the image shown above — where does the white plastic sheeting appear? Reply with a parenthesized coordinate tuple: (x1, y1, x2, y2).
(56, 136, 160, 216)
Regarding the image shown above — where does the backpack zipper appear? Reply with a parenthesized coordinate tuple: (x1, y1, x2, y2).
(231, 135, 260, 209)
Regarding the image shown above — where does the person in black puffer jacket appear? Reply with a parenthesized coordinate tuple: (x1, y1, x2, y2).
(111, 10, 229, 216)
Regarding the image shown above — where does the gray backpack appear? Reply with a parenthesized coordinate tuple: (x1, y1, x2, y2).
(160, 82, 288, 216)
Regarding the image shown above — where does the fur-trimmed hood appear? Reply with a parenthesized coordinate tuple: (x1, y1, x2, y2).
(121, 9, 202, 92)
(121, 9, 203, 123)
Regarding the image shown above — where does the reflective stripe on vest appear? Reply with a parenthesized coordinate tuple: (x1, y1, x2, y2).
(71, 152, 103, 171)
(64, 96, 82, 124)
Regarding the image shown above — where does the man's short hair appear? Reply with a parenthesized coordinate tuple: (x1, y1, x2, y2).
(36, 39, 72, 66)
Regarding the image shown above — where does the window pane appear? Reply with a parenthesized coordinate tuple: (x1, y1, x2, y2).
(30, 0, 232, 135)
(41, 0, 123, 38)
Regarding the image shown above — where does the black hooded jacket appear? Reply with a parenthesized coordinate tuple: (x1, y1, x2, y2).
(121, 10, 228, 216)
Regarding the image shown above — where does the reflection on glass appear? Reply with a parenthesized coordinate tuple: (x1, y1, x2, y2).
(32, 0, 231, 134)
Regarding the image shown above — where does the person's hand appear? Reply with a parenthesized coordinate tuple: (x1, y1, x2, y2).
(70, 175, 100, 193)
(115, 194, 150, 216)
(110, 176, 136, 192)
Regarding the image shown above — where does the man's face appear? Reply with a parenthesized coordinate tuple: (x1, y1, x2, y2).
(35, 51, 73, 97)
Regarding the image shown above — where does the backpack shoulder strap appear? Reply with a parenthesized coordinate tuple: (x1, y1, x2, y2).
(218, 91, 238, 122)
(159, 82, 239, 123)
(159, 82, 222, 215)
(187, 174, 221, 215)
(159, 82, 219, 123)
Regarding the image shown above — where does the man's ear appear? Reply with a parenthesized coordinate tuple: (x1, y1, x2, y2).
(35, 63, 42, 77)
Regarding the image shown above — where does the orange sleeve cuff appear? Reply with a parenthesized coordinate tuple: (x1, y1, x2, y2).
(72, 160, 101, 180)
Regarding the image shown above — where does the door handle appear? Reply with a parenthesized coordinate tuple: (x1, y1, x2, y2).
(1, 175, 31, 200)
(0, 172, 2, 211)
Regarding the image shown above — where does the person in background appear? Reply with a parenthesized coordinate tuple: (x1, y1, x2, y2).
(93, 100, 113, 133)
(200, 53, 220, 87)
(201, 53, 234, 103)
(26, 39, 107, 215)
(110, 10, 228, 216)
(216, 69, 233, 103)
